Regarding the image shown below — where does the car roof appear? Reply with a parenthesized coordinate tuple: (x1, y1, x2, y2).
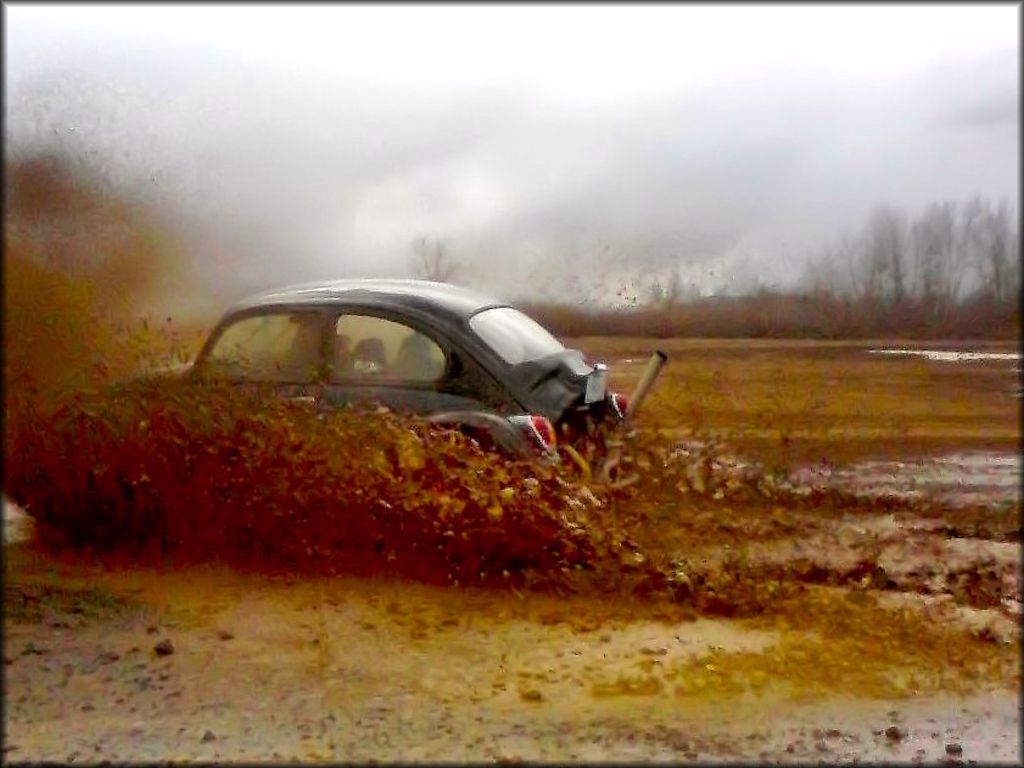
(229, 279, 508, 320)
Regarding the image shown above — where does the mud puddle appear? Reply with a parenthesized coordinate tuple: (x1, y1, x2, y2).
(868, 347, 1023, 398)
(664, 439, 1020, 510)
(791, 451, 1021, 509)
(868, 348, 1021, 363)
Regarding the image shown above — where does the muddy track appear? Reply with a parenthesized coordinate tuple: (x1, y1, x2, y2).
(4, 519, 1020, 763)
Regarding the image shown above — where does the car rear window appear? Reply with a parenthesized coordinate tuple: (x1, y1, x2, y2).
(469, 307, 564, 365)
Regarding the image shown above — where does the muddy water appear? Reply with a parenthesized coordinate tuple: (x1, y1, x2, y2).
(792, 451, 1021, 509)
(869, 346, 1023, 398)
(868, 349, 1021, 363)
(660, 442, 1020, 510)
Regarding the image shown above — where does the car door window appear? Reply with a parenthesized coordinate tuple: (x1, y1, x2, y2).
(333, 314, 446, 385)
(202, 312, 326, 383)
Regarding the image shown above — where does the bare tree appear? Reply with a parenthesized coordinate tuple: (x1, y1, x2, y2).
(1008, 223, 1022, 303)
(796, 196, 1017, 336)
(957, 196, 987, 301)
(910, 201, 957, 320)
(973, 199, 1015, 304)
(798, 231, 863, 300)
(865, 205, 908, 307)
(410, 235, 460, 282)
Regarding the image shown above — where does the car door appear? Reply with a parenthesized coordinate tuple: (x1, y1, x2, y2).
(322, 309, 498, 414)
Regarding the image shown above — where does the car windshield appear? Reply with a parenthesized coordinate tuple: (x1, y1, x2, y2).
(469, 306, 565, 365)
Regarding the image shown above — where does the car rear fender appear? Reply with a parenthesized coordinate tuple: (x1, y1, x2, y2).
(425, 410, 533, 458)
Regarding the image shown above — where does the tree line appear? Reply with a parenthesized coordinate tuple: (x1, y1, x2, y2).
(796, 197, 1019, 337)
(411, 197, 1019, 340)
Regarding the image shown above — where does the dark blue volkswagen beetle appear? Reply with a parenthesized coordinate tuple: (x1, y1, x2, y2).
(183, 279, 632, 458)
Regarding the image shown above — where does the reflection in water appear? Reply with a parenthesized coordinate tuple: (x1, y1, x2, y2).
(869, 349, 1021, 362)
(792, 451, 1021, 509)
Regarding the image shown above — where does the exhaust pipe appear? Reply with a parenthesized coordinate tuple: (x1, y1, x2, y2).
(624, 350, 667, 421)
(597, 350, 667, 485)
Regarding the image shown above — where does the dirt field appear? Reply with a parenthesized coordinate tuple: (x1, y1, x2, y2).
(581, 337, 1020, 468)
(4, 339, 1021, 762)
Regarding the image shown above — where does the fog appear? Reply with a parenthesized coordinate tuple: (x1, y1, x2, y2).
(4, 5, 1019, 307)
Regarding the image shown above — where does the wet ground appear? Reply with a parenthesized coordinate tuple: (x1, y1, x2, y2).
(868, 348, 1021, 363)
(4, 461, 1021, 763)
(866, 347, 1023, 399)
(4, 341, 1020, 762)
(595, 340, 1021, 470)
(791, 451, 1021, 509)
(2, 554, 1020, 764)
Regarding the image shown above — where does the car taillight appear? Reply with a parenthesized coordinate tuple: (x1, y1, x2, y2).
(509, 414, 558, 454)
(530, 415, 557, 449)
(608, 392, 629, 421)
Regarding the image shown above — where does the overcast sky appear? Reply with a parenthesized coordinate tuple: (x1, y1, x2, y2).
(4, 4, 1019, 303)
